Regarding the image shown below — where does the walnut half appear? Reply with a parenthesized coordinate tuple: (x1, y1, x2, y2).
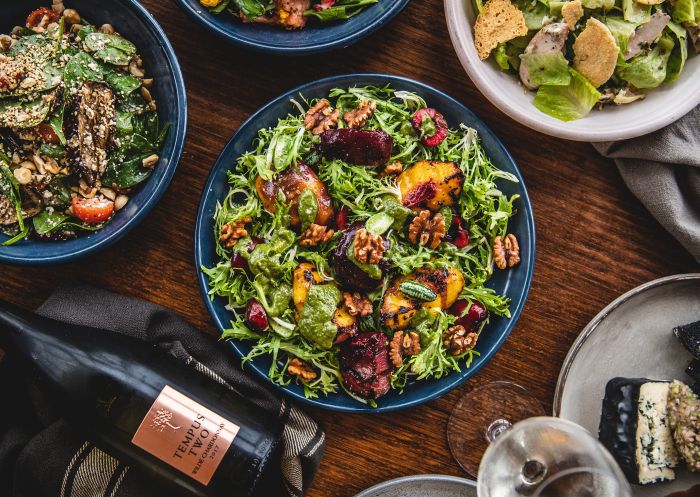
(493, 233, 520, 269)
(343, 291, 373, 318)
(300, 223, 334, 247)
(390, 331, 421, 367)
(408, 210, 446, 250)
(344, 99, 377, 129)
(304, 99, 340, 135)
(443, 325, 478, 356)
(220, 217, 252, 248)
(353, 228, 384, 264)
(288, 358, 317, 382)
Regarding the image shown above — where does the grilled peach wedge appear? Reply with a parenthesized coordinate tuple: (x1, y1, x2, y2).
(292, 263, 357, 334)
(397, 160, 465, 211)
(255, 163, 334, 228)
(381, 267, 465, 330)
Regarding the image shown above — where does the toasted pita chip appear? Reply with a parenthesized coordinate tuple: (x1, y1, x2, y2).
(474, 0, 529, 60)
(561, 0, 584, 28)
(573, 18, 619, 87)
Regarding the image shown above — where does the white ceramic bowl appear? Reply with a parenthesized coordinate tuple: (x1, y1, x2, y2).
(445, 0, 700, 141)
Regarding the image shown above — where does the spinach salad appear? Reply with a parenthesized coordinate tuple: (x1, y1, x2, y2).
(0, 6, 167, 245)
(200, 0, 378, 30)
(204, 85, 522, 406)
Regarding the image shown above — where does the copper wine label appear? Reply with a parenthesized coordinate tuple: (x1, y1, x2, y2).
(131, 385, 239, 485)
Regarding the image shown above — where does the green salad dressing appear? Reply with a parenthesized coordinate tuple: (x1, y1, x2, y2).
(298, 284, 341, 350)
(297, 189, 318, 231)
(249, 228, 295, 279)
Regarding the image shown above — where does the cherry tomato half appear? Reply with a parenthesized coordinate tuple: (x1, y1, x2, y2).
(72, 197, 115, 224)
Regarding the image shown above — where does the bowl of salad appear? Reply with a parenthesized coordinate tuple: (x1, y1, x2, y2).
(0, 1, 187, 265)
(445, 0, 700, 141)
(174, 0, 411, 54)
(195, 74, 535, 412)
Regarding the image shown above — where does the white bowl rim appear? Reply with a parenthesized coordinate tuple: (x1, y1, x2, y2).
(444, 0, 700, 142)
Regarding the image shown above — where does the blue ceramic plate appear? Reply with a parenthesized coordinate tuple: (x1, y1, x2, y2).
(195, 74, 535, 413)
(174, 0, 410, 54)
(0, 0, 187, 265)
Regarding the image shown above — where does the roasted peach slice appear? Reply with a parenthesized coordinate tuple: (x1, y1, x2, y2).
(397, 160, 465, 211)
(255, 163, 334, 228)
(380, 266, 465, 330)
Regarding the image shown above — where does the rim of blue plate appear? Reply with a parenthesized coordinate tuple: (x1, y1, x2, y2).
(174, 0, 411, 55)
(0, 0, 187, 266)
(194, 73, 536, 413)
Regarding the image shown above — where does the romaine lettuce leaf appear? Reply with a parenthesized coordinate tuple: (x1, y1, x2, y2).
(514, 0, 551, 30)
(665, 21, 688, 83)
(494, 44, 511, 71)
(532, 68, 601, 121)
(520, 52, 572, 85)
(582, 0, 615, 10)
(671, 0, 695, 24)
(622, 0, 651, 24)
(604, 16, 638, 58)
(618, 33, 674, 88)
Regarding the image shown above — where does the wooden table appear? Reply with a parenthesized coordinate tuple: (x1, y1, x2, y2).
(2, 0, 699, 495)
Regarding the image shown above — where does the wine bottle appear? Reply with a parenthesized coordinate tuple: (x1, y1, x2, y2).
(0, 300, 282, 497)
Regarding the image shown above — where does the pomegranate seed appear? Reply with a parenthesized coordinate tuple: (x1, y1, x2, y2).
(245, 299, 269, 334)
(451, 230, 469, 248)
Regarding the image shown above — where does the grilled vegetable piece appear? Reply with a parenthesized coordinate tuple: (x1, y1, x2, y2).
(65, 82, 116, 186)
(674, 320, 700, 360)
(398, 160, 464, 211)
(381, 266, 465, 330)
(292, 262, 358, 338)
(598, 378, 679, 485)
(318, 129, 393, 167)
(255, 163, 334, 228)
(333, 222, 388, 291)
(339, 332, 392, 399)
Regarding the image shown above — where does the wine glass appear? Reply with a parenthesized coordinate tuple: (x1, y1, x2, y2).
(477, 417, 633, 497)
(447, 381, 546, 476)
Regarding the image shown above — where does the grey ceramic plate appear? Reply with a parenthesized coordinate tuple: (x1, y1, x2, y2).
(554, 274, 700, 496)
(354, 475, 476, 497)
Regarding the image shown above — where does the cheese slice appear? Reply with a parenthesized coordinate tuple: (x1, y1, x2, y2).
(636, 382, 679, 484)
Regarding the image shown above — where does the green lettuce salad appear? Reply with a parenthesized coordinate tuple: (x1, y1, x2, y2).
(474, 0, 699, 121)
(203, 85, 522, 406)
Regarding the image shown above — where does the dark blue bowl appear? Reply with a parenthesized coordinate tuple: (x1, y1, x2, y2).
(195, 74, 535, 413)
(0, 0, 187, 265)
(174, 0, 410, 54)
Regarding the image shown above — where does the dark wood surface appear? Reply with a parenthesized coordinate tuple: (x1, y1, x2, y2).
(2, 0, 699, 495)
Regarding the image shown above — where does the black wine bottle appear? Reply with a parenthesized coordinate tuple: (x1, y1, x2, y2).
(0, 300, 282, 497)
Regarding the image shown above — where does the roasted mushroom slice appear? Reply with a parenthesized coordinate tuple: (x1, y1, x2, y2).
(65, 82, 116, 187)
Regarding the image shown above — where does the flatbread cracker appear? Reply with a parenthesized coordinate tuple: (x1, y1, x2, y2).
(561, 0, 584, 29)
(573, 18, 619, 87)
(474, 0, 529, 60)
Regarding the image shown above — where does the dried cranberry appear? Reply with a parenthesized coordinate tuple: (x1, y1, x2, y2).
(245, 299, 269, 334)
(336, 207, 349, 230)
(403, 181, 437, 208)
(412, 108, 449, 148)
(451, 299, 489, 331)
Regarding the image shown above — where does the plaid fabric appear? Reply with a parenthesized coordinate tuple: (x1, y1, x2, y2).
(0, 284, 324, 497)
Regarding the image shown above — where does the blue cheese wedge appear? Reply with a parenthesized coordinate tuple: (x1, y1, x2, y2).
(599, 378, 680, 485)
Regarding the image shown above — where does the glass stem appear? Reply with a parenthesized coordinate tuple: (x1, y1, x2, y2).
(485, 418, 512, 443)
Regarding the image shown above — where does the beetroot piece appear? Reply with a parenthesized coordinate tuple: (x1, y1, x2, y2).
(339, 332, 392, 399)
(450, 299, 488, 332)
(245, 299, 269, 334)
(319, 129, 393, 167)
(403, 180, 437, 208)
(412, 108, 449, 148)
(333, 222, 387, 291)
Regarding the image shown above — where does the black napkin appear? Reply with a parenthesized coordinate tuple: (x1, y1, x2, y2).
(0, 284, 324, 497)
